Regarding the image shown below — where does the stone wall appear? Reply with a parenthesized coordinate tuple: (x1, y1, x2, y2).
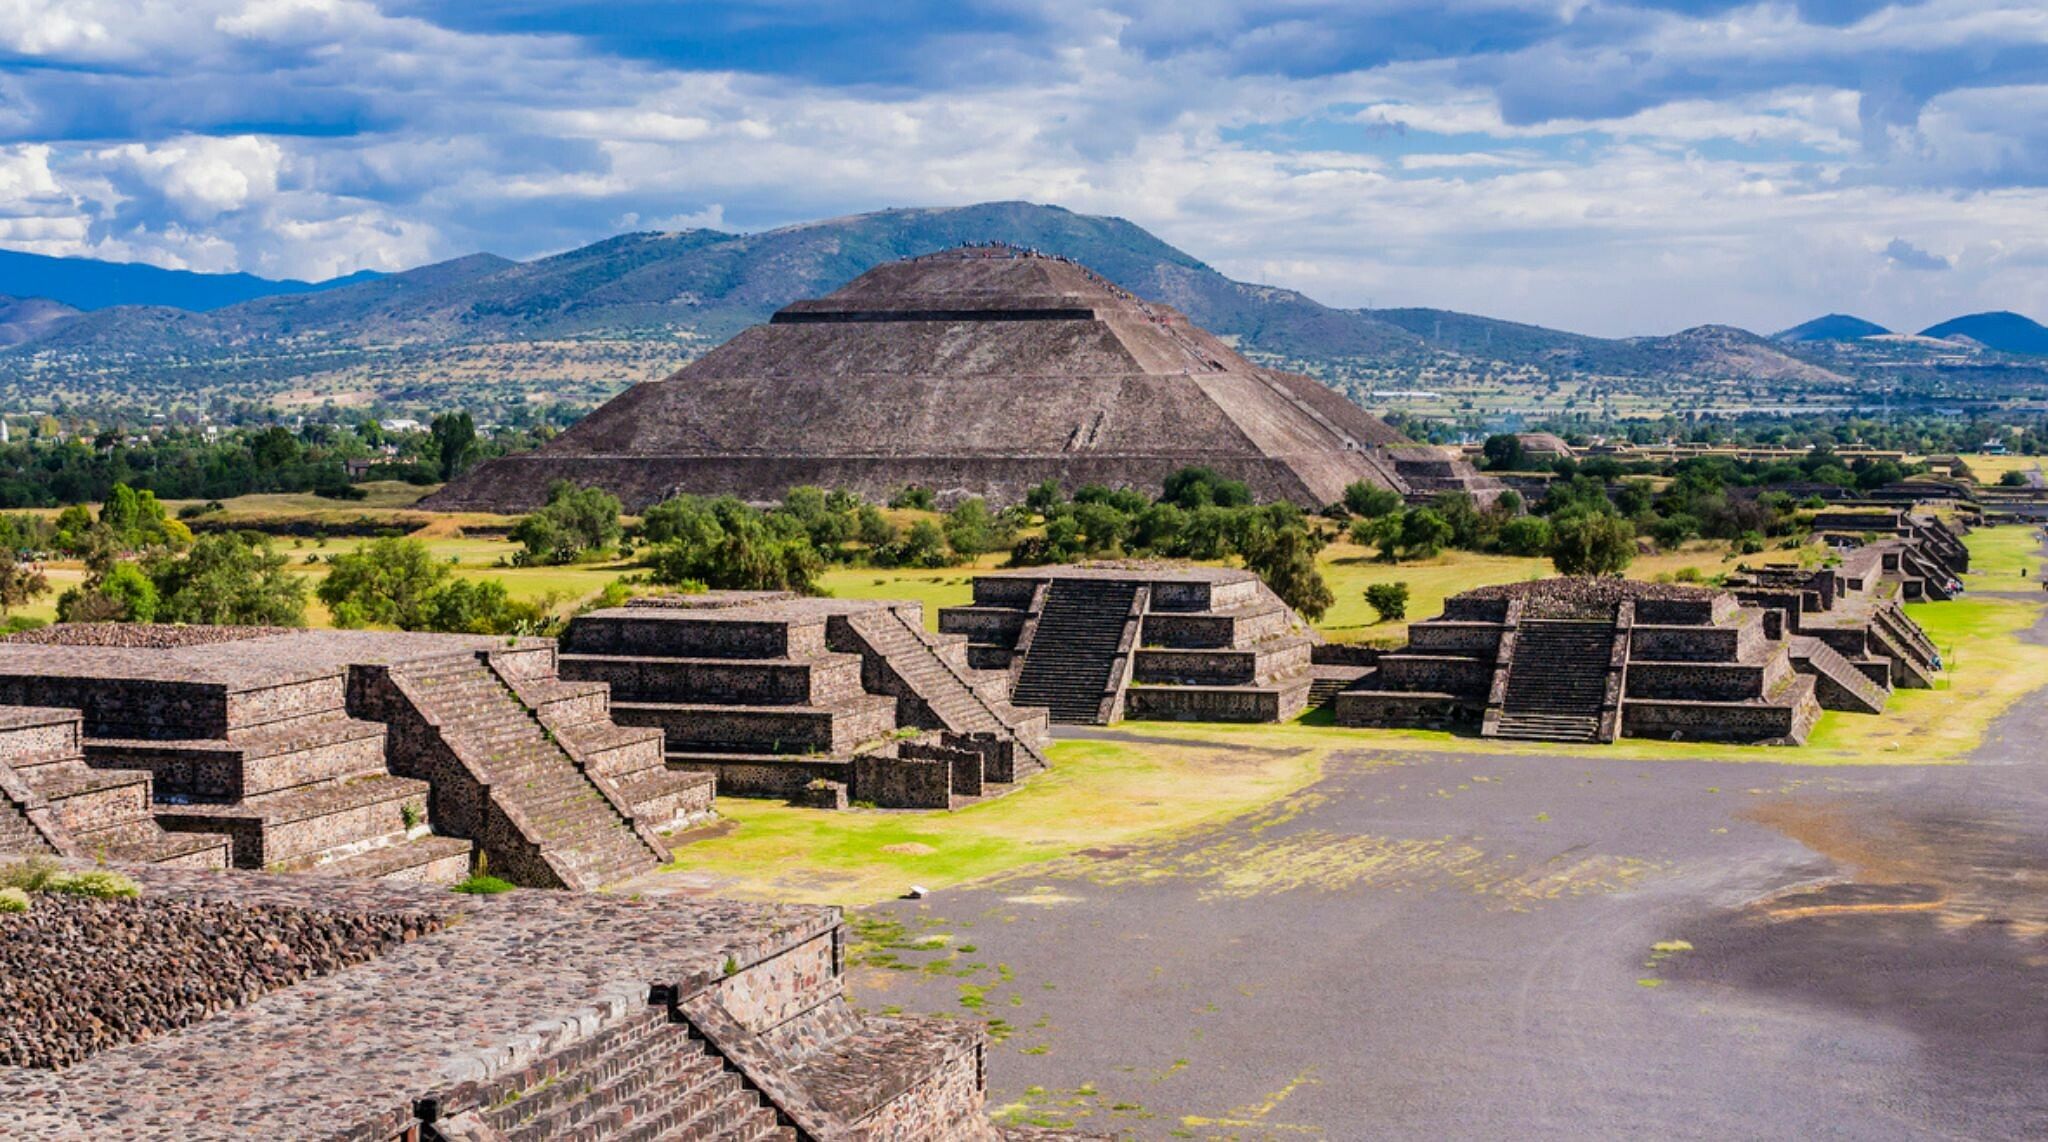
(851, 752, 953, 810)
(1123, 684, 1303, 722)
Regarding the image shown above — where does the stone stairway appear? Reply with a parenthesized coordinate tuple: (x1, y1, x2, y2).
(1010, 579, 1143, 724)
(1491, 619, 1616, 743)
(463, 1004, 789, 1142)
(842, 606, 1051, 776)
(1789, 635, 1891, 714)
(1307, 664, 1370, 709)
(390, 655, 663, 891)
(0, 707, 228, 868)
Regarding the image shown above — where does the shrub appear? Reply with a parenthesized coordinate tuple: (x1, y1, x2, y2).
(0, 857, 60, 892)
(1496, 515, 1552, 556)
(452, 874, 518, 895)
(888, 485, 936, 511)
(1342, 482, 1403, 519)
(46, 869, 140, 899)
(1364, 581, 1411, 623)
(1549, 511, 1636, 576)
(0, 886, 27, 913)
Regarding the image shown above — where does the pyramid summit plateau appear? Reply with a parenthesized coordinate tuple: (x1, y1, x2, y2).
(428, 246, 1497, 510)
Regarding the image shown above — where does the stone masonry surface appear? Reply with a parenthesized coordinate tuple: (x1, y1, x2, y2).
(0, 888, 440, 1069)
(0, 861, 840, 1140)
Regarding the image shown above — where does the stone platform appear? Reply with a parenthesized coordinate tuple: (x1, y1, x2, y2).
(0, 861, 1005, 1140)
(562, 593, 1051, 808)
(0, 627, 712, 890)
(1333, 578, 1825, 746)
(940, 563, 1316, 726)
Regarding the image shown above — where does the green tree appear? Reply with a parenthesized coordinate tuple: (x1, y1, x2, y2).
(884, 519, 954, 569)
(1481, 434, 1527, 471)
(942, 497, 1009, 557)
(1398, 508, 1454, 560)
(149, 533, 307, 626)
(1160, 467, 1252, 509)
(0, 551, 49, 617)
(1240, 521, 1333, 622)
(318, 537, 450, 628)
(430, 412, 479, 480)
(511, 481, 623, 566)
(413, 578, 542, 635)
(1549, 511, 1636, 576)
(251, 426, 300, 470)
(1364, 581, 1410, 623)
(1342, 482, 1404, 519)
(1496, 515, 1553, 557)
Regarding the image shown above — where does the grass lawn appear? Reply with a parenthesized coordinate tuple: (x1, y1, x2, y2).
(646, 735, 1326, 906)
(1960, 522, 2043, 587)
(1954, 453, 2044, 485)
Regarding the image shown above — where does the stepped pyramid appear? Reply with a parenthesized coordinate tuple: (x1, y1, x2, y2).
(430, 245, 1490, 511)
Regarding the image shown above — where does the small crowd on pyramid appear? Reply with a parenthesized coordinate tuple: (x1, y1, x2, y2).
(0, 247, 1981, 1140)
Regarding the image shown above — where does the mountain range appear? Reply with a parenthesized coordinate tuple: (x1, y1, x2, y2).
(1, 202, 2042, 411)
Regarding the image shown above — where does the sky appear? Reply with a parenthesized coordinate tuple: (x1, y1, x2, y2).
(0, 1, 2043, 337)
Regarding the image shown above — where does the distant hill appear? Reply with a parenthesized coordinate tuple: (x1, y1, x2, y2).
(0, 296, 80, 348)
(1775, 314, 1890, 342)
(0, 202, 2020, 405)
(1919, 311, 2048, 356)
(0, 248, 379, 312)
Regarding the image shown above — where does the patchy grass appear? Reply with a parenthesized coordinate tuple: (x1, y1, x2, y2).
(652, 736, 1326, 906)
(1960, 523, 2042, 586)
(1954, 453, 2043, 485)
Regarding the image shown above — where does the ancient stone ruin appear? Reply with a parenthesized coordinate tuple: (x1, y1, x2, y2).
(427, 246, 1501, 511)
(0, 626, 708, 889)
(1806, 507, 1971, 601)
(0, 861, 1009, 1139)
(561, 593, 1052, 809)
(939, 565, 1317, 726)
(1334, 578, 1831, 745)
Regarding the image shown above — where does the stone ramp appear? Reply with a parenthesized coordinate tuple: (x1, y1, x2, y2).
(1010, 578, 1144, 724)
(1790, 636, 1890, 714)
(1489, 619, 1616, 743)
(387, 655, 663, 890)
(841, 605, 1051, 776)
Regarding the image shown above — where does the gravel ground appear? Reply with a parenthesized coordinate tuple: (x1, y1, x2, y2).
(851, 608, 2048, 1139)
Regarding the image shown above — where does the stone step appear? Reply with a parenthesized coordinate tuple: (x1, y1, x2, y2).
(494, 1022, 723, 1139)
(612, 696, 897, 755)
(301, 833, 473, 884)
(86, 717, 390, 801)
(0, 707, 84, 767)
(68, 818, 232, 868)
(559, 652, 867, 708)
(21, 759, 153, 834)
(153, 773, 432, 869)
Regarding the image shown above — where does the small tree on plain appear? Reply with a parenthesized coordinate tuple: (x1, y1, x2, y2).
(1364, 581, 1410, 623)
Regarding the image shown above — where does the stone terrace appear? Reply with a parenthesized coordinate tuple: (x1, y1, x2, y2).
(0, 862, 1003, 1140)
(0, 628, 710, 890)
(1334, 577, 1825, 745)
(562, 593, 1051, 809)
(941, 563, 1317, 726)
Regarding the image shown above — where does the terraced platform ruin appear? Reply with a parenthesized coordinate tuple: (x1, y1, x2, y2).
(940, 565, 1317, 726)
(562, 593, 1052, 808)
(428, 246, 1501, 511)
(0, 627, 710, 889)
(0, 861, 1005, 1140)
(1334, 578, 1829, 745)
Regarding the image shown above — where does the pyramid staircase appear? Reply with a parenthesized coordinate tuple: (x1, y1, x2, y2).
(839, 605, 1051, 779)
(1489, 619, 1617, 743)
(387, 654, 665, 891)
(444, 1003, 791, 1142)
(1788, 635, 1890, 714)
(1010, 579, 1144, 724)
(0, 707, 229, 868)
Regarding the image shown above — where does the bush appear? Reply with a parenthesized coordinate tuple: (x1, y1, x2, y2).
(0, 886, 26, 913)
(46, 869, 141, 899)
(0, 857, 60, 892)
(1364, 581, 1410, 622)
(1342, 482, 1403, 519)
(511, 481, 623, 566)
(1496, 515, 1552, 556)
(452, 873, 518, 895)
(1549, 511, 1636, 576)
(1240, 520, 1333, 621)
(888, 485, 936, 511)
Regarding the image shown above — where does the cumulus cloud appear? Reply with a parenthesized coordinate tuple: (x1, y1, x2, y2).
(1885, 237, 1952, 271)
(0, 1, 2040, 328)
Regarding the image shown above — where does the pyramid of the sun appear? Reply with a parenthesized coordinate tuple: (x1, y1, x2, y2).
(428, 246, 1444, 511)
